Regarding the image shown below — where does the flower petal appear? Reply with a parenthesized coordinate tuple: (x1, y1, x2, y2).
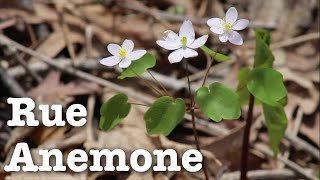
(128, 50, 147, 61)
(219, 33, 229, 42)
(100, 56, 120, 67)
(183, 48, 198, 58)
(179, 20, 195, 42)
(119, 58, 132, 68)
(168, 49, 184, 64)
(226, 7, 238, 24)
(228, 31, 243, 45)
(163, 30, 180, 43)
(107, 44, 121, 56)
(207, 18, 224, 34)
(156, 40, 181, 50)
(188, 35, 208, 49)
(232, 19, 249, 30)
(121, 39, 134, 52)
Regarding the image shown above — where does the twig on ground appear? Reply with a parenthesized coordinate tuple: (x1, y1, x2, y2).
(0, 18, 16, 30)
(0, 66, 26, 97)
(25, 23, 37, 48)
(254, 143, 318, 180)
(280, 108, 303, 168)
(285, 134, 320, 160)
(220, 169, 297, 180)
(271, 32, 320, 49)
(85, 25, 93, 58)
(7, 58, 197, 92)
(86, 95, 96, 143)
(237, 32, 320, 62)
(3, 45, 42, 83)
(55, 4, 76, 64)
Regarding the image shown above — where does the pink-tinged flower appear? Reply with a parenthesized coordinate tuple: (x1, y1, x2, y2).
(157, 20, 208, 64)
(207, 7, 249, 45)
(100, 39, 146, 68)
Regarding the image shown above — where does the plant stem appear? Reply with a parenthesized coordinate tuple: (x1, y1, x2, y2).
(147, 70, 169, 95)
(240, 94, 255, 180)
(185, 61, 210, 180)
(128, 67, 164, 96)
(201, 53, 216, 87)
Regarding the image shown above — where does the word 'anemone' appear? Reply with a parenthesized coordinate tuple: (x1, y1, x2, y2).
(4, 143, 203, 172)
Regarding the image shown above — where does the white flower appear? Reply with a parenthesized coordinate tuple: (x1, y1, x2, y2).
(156, 20, 208, 64)
(207, 7, 249, 45)
(100, 39, 147, 68)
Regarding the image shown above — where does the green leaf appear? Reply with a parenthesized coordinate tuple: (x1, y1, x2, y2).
(237, 67, 262, 105)
(247, 68, 287, 106)
(278, 95, 288, 106)
(237, 67, 251, 105)
(263, 103, 288, 156)
(118, 53, 156, 79)
(200, 45, 231, 62)
(254, 29, 274, 68)
(195, 82, 241, 122)
(144, 96, 186, 136)
(255, 29, 271, 46)
(100, 93, 131, 131)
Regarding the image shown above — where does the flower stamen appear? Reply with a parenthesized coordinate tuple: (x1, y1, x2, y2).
(118, 49, 127, 59)
(180, 36, 187, 46)
(224, 22, 232, 31)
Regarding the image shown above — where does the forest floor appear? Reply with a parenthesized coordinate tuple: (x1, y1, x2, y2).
(0, 0, 319, 179)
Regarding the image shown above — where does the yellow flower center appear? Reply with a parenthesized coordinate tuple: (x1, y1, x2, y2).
(118, 49, 127, 59)
(180, 36, 187, 46)
(224, 23, 232, 31)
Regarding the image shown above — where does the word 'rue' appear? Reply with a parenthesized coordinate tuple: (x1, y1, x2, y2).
(7, 98, 87, 127)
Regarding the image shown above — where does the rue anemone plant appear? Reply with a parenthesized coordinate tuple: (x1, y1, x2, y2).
(99, 7, 288, 180)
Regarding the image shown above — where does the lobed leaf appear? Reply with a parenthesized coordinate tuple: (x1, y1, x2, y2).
(247, 67, 287, 106)
(236, 67, 251, 105)
(100, 93, 131, 131)
(118, 52, 156, 79)
(195, 82, 241, 122)
(254, 29, 274, 68)
(144, 96, 186, 136)
(263, 103, 288, 156)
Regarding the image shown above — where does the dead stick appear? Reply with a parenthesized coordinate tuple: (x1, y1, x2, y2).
(0, 67, 26, 97)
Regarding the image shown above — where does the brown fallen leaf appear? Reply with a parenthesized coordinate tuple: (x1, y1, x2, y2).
(27, 71, 101, 105)
(33, 3, 120, 43)
(29, 31, 85, 63)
